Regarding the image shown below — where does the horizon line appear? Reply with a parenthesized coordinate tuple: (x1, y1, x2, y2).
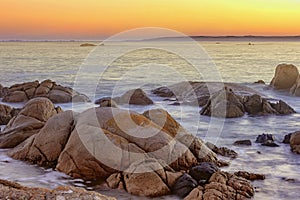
(1, 35, 300, 42)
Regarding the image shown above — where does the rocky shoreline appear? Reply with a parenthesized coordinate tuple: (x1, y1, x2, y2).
(0, 63, 299, 199)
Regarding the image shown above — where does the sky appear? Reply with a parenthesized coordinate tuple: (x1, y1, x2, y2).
(1, 0, 300, 40)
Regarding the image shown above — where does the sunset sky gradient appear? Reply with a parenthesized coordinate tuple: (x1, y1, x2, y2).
(1, 0, 300, 40)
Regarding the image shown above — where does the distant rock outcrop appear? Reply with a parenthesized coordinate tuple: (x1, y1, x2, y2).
(80, 43, 96, 47)
(0, 80, 90, 103)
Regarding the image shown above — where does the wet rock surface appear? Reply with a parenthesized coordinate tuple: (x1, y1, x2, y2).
(234, 171, 265, 181)
(206, 142, 238, 158)
(233, 140, 252, 146)
(0, 179, 115, 200)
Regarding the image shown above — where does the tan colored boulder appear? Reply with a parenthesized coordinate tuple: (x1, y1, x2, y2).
(35, 85, 50, 96)
(113, 88, 153, 105)
(290, 131, 300, 154)
(123, 158, 171, 197)
(143, 109, 218, 164)
(95, 97, 118, 107)
(48, 89, 72, 103)
(0, 98, 61, 148)
(56, 110, 148, 179)
(290, 75, 300, 96)
(8, 81, 39, 92)
(0, 179, 116, 200)
(270, 64, 299, 90)
(8, 111, 77, 167)
(97, 107, 197, 171)
(2, 91, 28, 102)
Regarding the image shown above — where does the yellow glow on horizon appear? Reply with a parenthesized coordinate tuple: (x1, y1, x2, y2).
(1, 0, 300, 39)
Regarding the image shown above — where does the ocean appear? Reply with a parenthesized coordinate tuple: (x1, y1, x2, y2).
(0, 41, 300, 199)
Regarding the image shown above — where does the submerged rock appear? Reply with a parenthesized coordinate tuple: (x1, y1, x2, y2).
(270, 63, 299, 90)
(80, 43, 96, 47)
(95, 97, 118, 107)
(256, 133, 279, 147)
(0, 179, 115, 200)
(234, 171, 265, 181)
(233, 140, 252, 146)
(0, 98, 61, 148)
(206, 142, 238, 158)
(113, 88, 153, 105)
(1, 80, 90, 103)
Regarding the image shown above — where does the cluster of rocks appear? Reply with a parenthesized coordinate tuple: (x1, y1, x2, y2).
(255, 133, 280, 147)
(172, 162, 254, 199)
(0, 80, 90, 103)
(0, 97, 256, 198)
(0, 179, 115, 200)
(270, 63, 300, 96)
(200, 87, 295, 118)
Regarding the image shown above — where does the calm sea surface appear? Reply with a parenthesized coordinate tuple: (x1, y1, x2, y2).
(0, 41, 299, 199)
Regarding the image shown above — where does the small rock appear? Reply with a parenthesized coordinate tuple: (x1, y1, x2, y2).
(233, 140, 252, 146)
(261, 140, 279, 147)
(283, 133, 292, 144)
(254, 80, 265, 84)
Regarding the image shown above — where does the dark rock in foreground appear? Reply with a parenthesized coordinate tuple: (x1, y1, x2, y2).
(0, 179, 115, 200)
(173, 173, 198, 198)
(189, 162, 219, 183)
(0, 80, 90, 103)
(256, 134, 279, 147)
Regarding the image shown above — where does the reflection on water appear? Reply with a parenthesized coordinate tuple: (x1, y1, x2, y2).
(0, 41, 300, 199)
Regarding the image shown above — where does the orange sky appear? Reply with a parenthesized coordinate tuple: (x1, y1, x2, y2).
(1, 0, 300, 39)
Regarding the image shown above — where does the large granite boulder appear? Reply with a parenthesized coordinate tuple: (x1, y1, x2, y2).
(0, 98, 61, 148)
(200, 87, 245, 118)
(8, 111, 77, 168)
(290, 131, 300, 154)
(270, 64, 299, 90)
(56, 107, 198, 180)
(0, 179, 115, 200)
(1, 80, 90, 103)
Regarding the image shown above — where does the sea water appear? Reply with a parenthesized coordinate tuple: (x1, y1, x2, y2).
(0, 41, 299, 199)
